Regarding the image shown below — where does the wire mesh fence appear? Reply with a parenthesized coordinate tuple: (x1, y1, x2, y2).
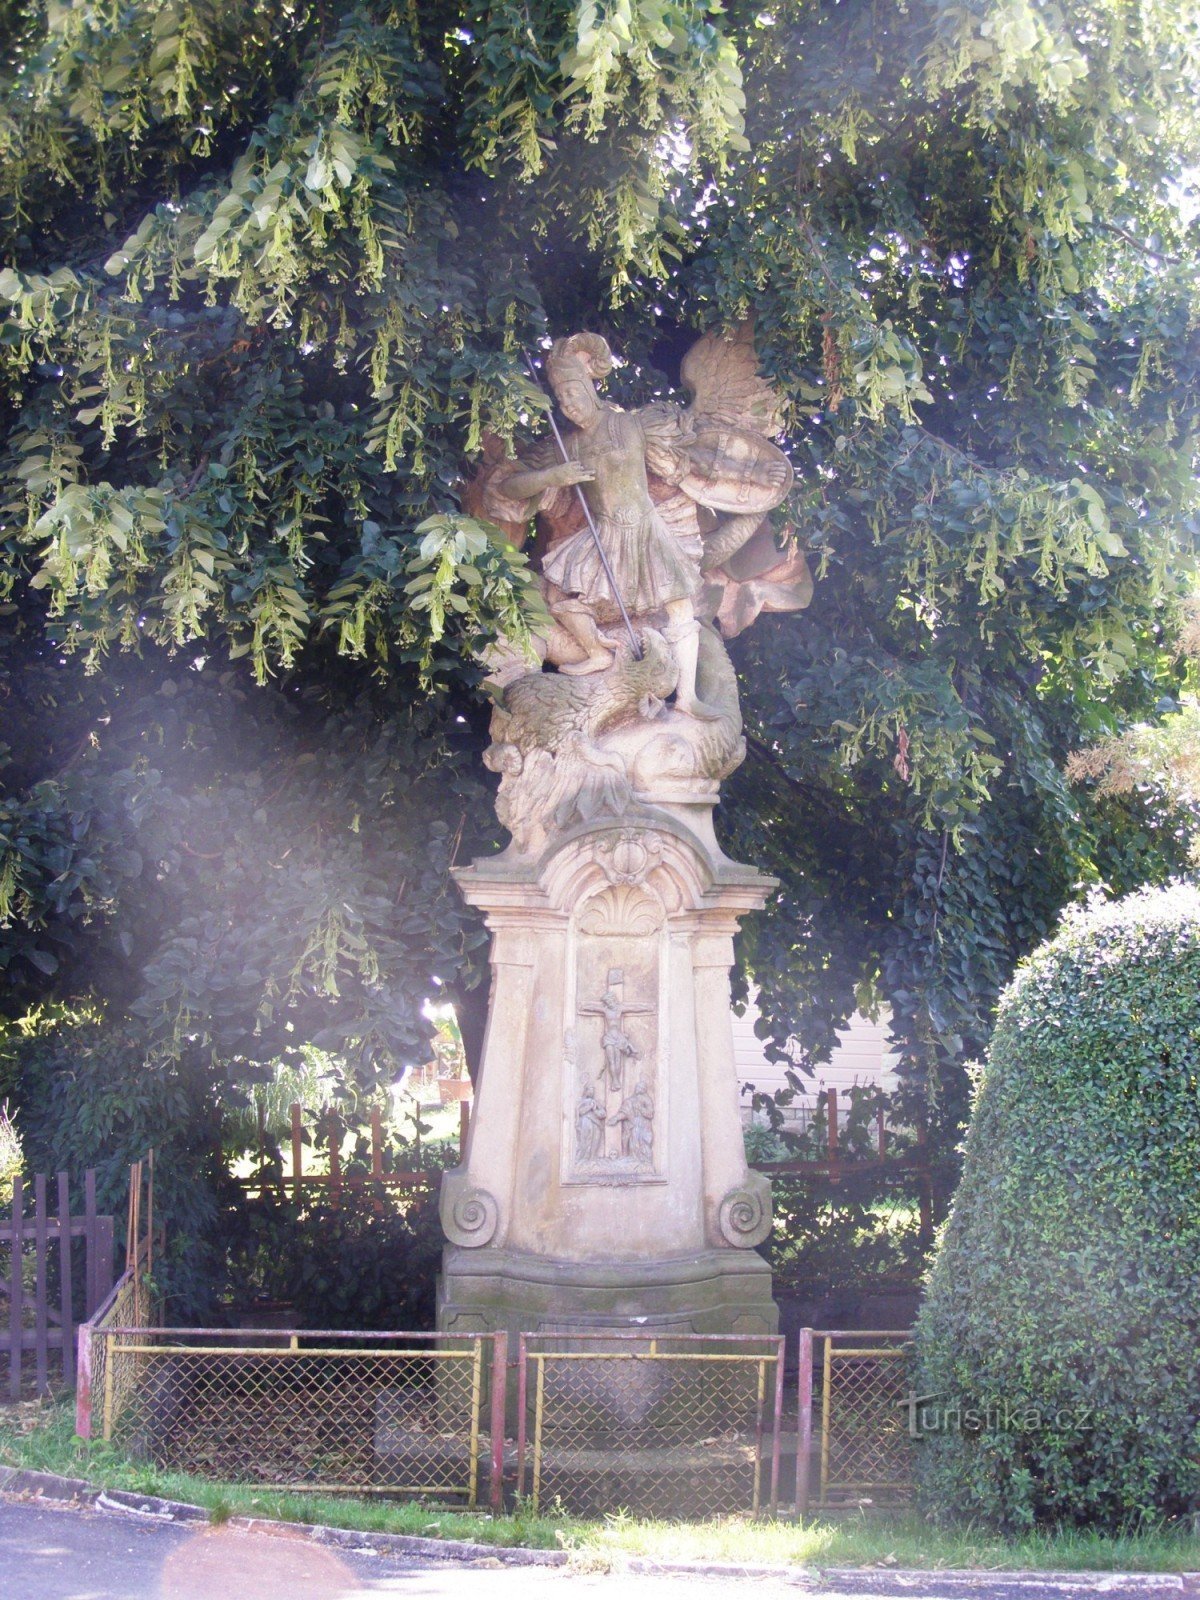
(78, 1318, 921, 1520)
(80, 1271, 144, 1443)
(75, 1221, 158, 1440)
(797, 1329, 913, 1509)
(516, 1332, 785, 1519)
(92, 1329, 505, 1509)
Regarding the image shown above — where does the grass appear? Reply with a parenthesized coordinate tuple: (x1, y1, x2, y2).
(1, 1399, 1197, 1573)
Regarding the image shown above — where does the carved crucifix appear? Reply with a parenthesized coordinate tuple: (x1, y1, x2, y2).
(578, 968, 654, 1096)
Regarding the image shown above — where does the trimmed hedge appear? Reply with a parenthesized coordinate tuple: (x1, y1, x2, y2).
(913, 884, 1200, 1530)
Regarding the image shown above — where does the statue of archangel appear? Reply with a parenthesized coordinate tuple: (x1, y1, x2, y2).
(467, 323, 812, 854)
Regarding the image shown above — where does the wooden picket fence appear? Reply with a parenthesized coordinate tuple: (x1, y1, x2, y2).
(240, 1102, 471, 1206)
(753, 1088, 934, 1237)
(1, 1168, 115, 1399)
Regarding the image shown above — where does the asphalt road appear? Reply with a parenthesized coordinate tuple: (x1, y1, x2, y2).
(1, 1498, 1196, 1600)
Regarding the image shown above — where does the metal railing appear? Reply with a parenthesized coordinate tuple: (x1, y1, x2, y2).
(78, 1316, 920, 1519)
(75, 1173, 158, 1442)
(516, 1331, 785, 1519)
(88, 1327, 505, 1510)
(796, 1328, 912, 1511)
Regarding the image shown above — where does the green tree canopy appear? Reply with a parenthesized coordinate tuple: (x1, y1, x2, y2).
(0, 0, 1197, 1150)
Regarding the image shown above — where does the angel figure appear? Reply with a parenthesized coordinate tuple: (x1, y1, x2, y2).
(481, 326, 802, 721)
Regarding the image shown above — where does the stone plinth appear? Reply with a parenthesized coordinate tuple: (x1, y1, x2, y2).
(436, 801, 778, 1341)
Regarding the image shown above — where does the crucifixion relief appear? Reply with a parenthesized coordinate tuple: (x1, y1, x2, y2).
(576, 967, 656, 1168)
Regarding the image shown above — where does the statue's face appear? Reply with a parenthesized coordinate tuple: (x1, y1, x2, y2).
(555, 371, 600, 427)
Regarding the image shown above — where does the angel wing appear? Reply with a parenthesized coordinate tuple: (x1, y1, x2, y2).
(680, 321, 786, 438)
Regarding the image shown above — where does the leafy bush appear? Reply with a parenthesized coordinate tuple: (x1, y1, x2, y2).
(4, 1016, 233, 1320)
(766, 1172, 928, 1302)
(3, 1011, 453, 1329)
(0, 1102, 20, 1191)
(222, 1182, 446, 1330)
(749, 1084, 933, 1301)
(913, 884, 1200, 1529)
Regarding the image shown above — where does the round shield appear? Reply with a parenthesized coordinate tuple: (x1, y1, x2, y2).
(679, 426, 794, 515)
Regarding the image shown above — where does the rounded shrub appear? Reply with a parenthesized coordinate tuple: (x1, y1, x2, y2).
(913, 883, 1200, 1530)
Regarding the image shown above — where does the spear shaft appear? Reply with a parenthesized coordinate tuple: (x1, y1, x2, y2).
(523, 352, 642, 661)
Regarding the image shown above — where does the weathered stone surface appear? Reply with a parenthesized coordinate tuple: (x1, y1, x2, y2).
(437, 798, 779, 1338)
(438, 1244, 778, 1342)
(438, 326, 807, 1341)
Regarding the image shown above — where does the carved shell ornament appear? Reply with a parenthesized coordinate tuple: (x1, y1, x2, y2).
(578, 882, 665, 937)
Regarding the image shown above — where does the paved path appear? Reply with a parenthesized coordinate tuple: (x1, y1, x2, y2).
(1, 1498, 1196, 1600)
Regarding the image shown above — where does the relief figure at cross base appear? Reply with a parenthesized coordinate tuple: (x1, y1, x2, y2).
(574, 1081, 606, 1162)
(472, 324, 814, 855)
(609, 1080, 655, 1166)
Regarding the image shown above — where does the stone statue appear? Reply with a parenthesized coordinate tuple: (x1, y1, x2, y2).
(472, 323, 813, 858)
(609, 1080, 655, 1166)
(502, 336, 723, 718)
(438, 325, 806, 1340)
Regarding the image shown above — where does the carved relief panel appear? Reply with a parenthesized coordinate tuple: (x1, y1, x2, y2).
(562, 882, 667, 1186)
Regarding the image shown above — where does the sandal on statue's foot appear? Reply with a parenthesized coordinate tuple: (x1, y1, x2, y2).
(559, 650, 615, 676)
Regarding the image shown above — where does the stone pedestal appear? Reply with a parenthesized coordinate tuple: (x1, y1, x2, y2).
(437, 799, 778, 1340)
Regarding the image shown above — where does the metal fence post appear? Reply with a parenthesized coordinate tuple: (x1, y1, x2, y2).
(796, 1326, 813, 1515)
(75, 1320, 93, 1438)
(515, 1333, 528, 1502)
(467, 1337, 485, 1508)
(769, 1333, 785, 1513)
(102, 1333, 115, 1440)
(530, 1352, 546, 1515)
(753, 1356, 767, 1515)
(489, 1331, 508, 1515)
(819, 1333, 833, 1507)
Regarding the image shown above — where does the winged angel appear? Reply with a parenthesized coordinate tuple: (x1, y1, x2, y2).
(467, 325, 812, 853)
(473, 323, 812, 720)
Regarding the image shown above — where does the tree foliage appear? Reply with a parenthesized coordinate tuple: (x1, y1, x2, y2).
(1067, 609, 1200, 862)
(0, 0, 1197, 1175)
(913, 884, 1200, 1528)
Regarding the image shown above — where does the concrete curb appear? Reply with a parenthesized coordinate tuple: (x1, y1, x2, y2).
(0, 1466, 565, 1567)
(227, 1513, 567, 1566)
(1, 1468, 1196, 1591)
(0, 1465, 209, 1525)
(623, 1558, 1197, 1590)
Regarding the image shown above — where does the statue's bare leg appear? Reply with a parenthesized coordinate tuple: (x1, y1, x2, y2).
(550, 593, 618, 676)
(666, 601, 723, 720)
